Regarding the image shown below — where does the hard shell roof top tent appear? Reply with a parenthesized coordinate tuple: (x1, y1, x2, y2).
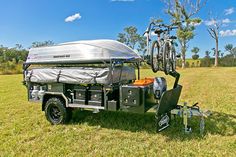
(25, 39, 142, 65)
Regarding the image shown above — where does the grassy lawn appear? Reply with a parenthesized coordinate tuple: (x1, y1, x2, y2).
(0, 67, 235, 156)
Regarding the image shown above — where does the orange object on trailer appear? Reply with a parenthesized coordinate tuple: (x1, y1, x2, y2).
(133, 77, 154, 86)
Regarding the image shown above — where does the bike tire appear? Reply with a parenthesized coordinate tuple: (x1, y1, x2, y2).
(163, 42, 171, 75)
(151, 40, 161, 73)
(171, 46, 176, 72)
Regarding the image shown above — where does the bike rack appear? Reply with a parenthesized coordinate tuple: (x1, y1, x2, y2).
(145, 21, 211, 134)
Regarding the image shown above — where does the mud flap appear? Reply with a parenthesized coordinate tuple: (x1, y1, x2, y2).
(156, 85, 182, 132)
(156, 112, 171, 132)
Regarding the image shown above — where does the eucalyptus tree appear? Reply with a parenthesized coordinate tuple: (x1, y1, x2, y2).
(204, 50, 211, 58)
(31, 40, 55, 48)
(206, 17, 221, 66)
(117, 26, 146, 54)
(224, 44, 233, 53)
(224, 44, 236, 58)
(191, 47, 200, 60)
(232, 48, 236, 58)
(162, 0, 206, 68)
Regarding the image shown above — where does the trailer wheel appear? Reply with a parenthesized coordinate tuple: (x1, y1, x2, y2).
(45, 97, 72, 125)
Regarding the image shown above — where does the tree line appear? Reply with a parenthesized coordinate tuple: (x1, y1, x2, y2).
(185, 44, 236, 67)
(0, 41, 54, 74)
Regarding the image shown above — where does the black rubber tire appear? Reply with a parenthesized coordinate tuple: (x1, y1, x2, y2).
(163, 42, 171, 75)
(151, 40, 161, 73)
(171, 47, 176, 72)
(45, 97, 72, 125)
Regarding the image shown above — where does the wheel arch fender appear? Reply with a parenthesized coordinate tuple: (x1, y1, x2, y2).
(42, 92, 69, 111)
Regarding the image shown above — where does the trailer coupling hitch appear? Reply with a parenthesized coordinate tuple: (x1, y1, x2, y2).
(171, 102, 211, 134)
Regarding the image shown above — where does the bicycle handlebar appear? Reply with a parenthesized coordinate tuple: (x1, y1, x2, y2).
(144, 21, 184, 36)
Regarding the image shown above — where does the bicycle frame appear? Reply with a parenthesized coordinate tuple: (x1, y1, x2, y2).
(144, 22, 177, 56)
(144, 22, 161, 56)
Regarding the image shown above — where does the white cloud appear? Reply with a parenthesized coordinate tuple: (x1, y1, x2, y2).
(204, 19, 217, 26)
(222, 24, 228, 27)
(151, 31, 156, 36)
(224, 7, 234, 15)
(143, 31, 156, 37)
(222, 18, 231, 23)
(190, 21, 202, 26)
(65, 13, 82, 22)
(111, 0, 134, 1)
(220, 29, 236, 37)
(193, 22, 201, 26)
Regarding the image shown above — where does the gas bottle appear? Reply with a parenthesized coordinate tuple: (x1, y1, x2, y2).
(31, 86, 39, 100)
(153, 77, 167, 99)
(38, 86, 45, 100)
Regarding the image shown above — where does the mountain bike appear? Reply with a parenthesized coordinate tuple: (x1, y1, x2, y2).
(159, 23, 178, 74)
(144, 22, 178, 74)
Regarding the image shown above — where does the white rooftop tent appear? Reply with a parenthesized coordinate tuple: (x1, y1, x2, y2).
(24, 40, 140, 85)
(26, 39, 141, 64)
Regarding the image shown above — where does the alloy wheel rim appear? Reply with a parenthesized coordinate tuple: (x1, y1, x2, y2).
(49, 104, 62, 122)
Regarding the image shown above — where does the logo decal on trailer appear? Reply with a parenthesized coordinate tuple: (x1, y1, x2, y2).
(158, 114, 170, 131)
(53, 55, 71, 58)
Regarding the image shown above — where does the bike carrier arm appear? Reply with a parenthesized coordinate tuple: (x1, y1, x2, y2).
(169, 71, 180, 89)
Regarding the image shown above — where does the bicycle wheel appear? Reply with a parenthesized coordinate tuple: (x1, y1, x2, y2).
(163, 42, 171, 75)
(171, 46, 176, 72)
(151, 41, 161, 73)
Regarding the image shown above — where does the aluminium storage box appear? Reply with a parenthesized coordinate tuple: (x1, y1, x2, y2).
(88, 86, 104, 106)
(120, 84, 156, 113)
(74, 86, 88, 105)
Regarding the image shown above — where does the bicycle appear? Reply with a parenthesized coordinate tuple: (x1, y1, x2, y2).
(144, 22, 178, 74)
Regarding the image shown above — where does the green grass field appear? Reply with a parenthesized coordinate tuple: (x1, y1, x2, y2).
(0, 68, 235, 156)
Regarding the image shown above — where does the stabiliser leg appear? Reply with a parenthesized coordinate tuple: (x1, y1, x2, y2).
(183, 102, 192, 133)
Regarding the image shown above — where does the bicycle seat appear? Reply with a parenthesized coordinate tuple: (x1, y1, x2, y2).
(154, 29, 164, 35)
(170, 36, 177, 40)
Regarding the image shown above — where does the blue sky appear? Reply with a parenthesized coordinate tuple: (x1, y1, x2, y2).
(0, 0, 235, 58)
